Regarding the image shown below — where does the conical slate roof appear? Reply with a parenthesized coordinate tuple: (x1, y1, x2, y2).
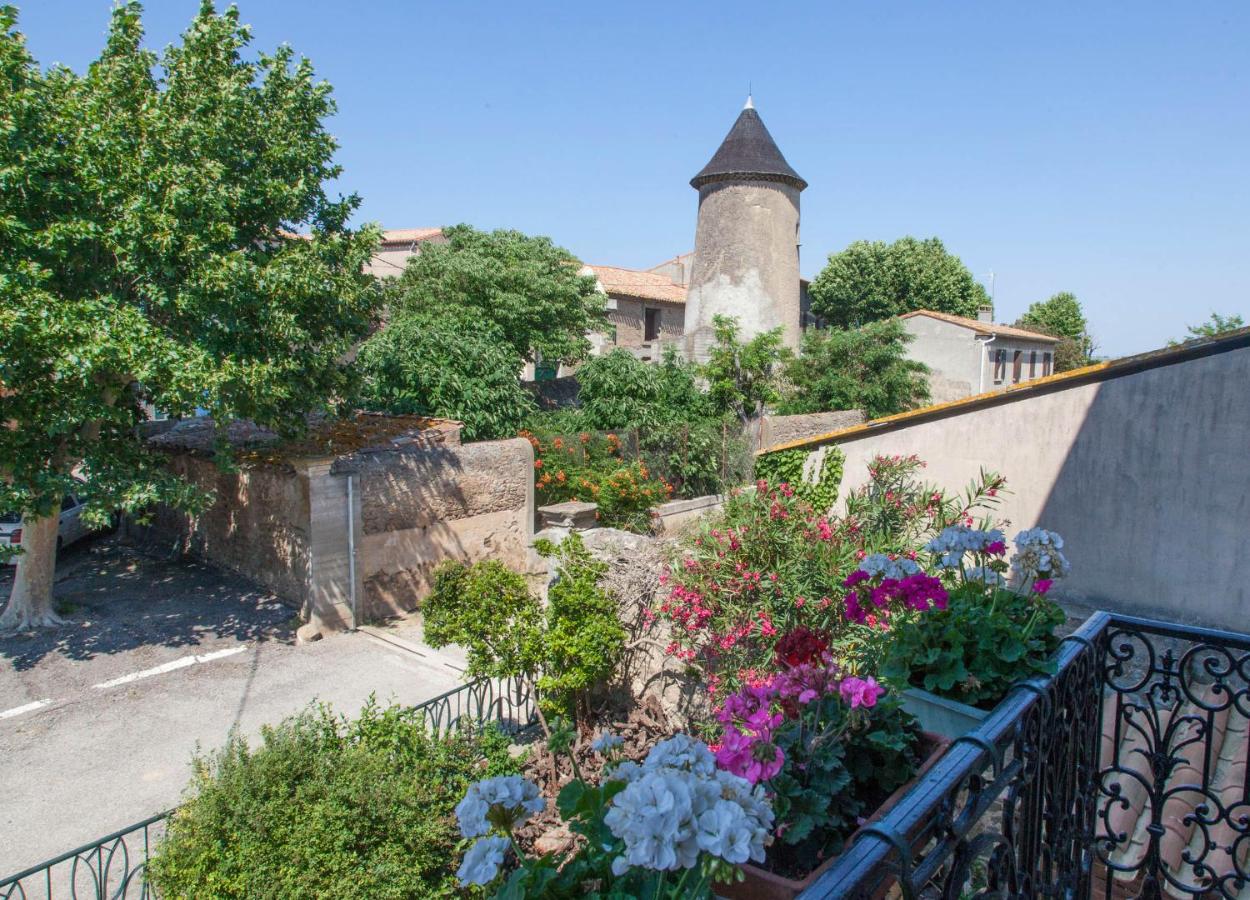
(690, 100, 806, 191)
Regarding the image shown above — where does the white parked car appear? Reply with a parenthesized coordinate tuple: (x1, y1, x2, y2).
(1, 488, 95, 565)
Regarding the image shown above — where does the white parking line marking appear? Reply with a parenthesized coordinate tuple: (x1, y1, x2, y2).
(0, 699, 54, 720)
(91, 645, 249, 690)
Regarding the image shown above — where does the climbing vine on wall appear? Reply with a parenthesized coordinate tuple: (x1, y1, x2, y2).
(755, 446, 845, 512)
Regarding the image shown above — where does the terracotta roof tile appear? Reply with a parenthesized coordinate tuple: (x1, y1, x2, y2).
(583, 264, 687, 304)
(900, 309, 1060, 343)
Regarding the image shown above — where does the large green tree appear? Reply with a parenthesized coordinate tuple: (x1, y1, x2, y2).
(702, 316, 790, 425)
(808, 237, 990, 328)
(0, 3, 379, 628)
(389, 224, 605, 367)
(780, 319, 931, 419)
(1013, 291, 1095, 371)
(355, 308, 535, 441)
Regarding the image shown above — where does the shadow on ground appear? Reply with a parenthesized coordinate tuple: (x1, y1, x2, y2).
(0, 537, 295, 671)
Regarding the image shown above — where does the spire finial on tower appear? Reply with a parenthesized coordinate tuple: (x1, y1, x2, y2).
(744, 93, 754, 110)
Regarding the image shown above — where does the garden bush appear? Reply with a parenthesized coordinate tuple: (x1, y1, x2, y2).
(423, 534, 624, 722)
(521, 430, 671, 531)
(656, 457, 1006, 698)
(148, 699, 520, 899)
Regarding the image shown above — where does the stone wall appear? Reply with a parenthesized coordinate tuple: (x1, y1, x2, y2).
(781, 338, 1250, 631)
(351, 437, 535, 621)
(608, 296, 685, 348)
(757, 410, 865, 452)
(136, 455, 311, 604)
(138, 431, 534, 633)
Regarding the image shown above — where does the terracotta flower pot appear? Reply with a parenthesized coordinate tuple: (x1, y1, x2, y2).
(716, 731, 951, 900)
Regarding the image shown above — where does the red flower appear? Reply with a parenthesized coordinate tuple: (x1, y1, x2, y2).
(774, 626, 830, 669)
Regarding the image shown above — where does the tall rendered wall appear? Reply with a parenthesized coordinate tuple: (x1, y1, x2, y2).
(684, 180, 801, 361)
(791, 344, 1250, 630)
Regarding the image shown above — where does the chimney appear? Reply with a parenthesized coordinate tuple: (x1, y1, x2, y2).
(977, 305, 994, 324)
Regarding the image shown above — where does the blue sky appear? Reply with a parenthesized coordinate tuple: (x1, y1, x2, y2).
(18, 1, 1249, 357)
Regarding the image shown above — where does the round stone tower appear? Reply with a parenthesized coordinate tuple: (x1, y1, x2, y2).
(684, 97, 807, 362)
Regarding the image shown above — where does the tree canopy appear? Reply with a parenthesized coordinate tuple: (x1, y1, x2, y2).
(808, 237, 990, 328)
(702, 316, 790, 424)
(1170, 312, 1246, 346)
(388, 224, 605, 367)
(1013, 292, 1095, 371)
(354, 308, 535, 441)
(0, 3, 379, 627)
(780, 319, 931, 419)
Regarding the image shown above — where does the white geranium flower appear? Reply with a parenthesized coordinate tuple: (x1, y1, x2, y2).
(925, 526, 1007, 568)
(457, 834, 509, 887)
(1012, 528, 1071, 580)
(592, 733, 624, 754)
(643, 734, 716, 776)
(603, 737, 773, 877)
(858, 553, 922, 580)
(605, 769, 693, 872)
(456, 774, 544, 838)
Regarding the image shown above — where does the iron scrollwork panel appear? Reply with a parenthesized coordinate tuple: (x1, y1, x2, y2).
(1094, 623, 1250, 898)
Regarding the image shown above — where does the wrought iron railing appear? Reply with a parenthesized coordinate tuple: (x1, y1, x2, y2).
(799, 611, 1250, 899)
(0, 674, 535, 899)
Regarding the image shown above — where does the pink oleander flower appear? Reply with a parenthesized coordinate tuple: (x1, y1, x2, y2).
(1034, 578, 1053, 595)
(840, 676, 885, 709)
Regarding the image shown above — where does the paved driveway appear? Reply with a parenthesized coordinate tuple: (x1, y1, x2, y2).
(0, 540, 467, 875)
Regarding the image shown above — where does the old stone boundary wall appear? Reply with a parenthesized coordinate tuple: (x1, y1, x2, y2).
(757, 410, 865, 452)
(352, 438, 534, 621)
(137, 437, 534, 632)
(786, 339, 1250, 631)
(138, 454, 313, 603)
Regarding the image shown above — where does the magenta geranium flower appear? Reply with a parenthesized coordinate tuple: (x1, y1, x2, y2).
(1034, 578, 1053, 595)
(840, 676, 885, 709)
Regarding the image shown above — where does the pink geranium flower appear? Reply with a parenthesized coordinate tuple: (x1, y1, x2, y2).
(840, 676, 885, 709)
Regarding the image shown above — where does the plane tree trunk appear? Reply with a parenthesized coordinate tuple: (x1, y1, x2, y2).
(0, 512, 63, 630)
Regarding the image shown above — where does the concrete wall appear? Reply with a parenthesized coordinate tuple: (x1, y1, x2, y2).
(903, 315, 1056, 401)
(608, 296, 685, 348)
(758, 410, 865, 452)
(685, 180, 801, 360)
(138, 456, 312, 604)
(795, 343, 1250, 630)
(349, 438, 535, 621)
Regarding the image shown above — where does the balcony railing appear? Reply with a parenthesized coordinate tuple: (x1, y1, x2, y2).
(800, 611, 1250, 899)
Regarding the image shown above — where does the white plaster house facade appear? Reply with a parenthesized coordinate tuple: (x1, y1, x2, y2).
(900, 310, 1061, 403)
